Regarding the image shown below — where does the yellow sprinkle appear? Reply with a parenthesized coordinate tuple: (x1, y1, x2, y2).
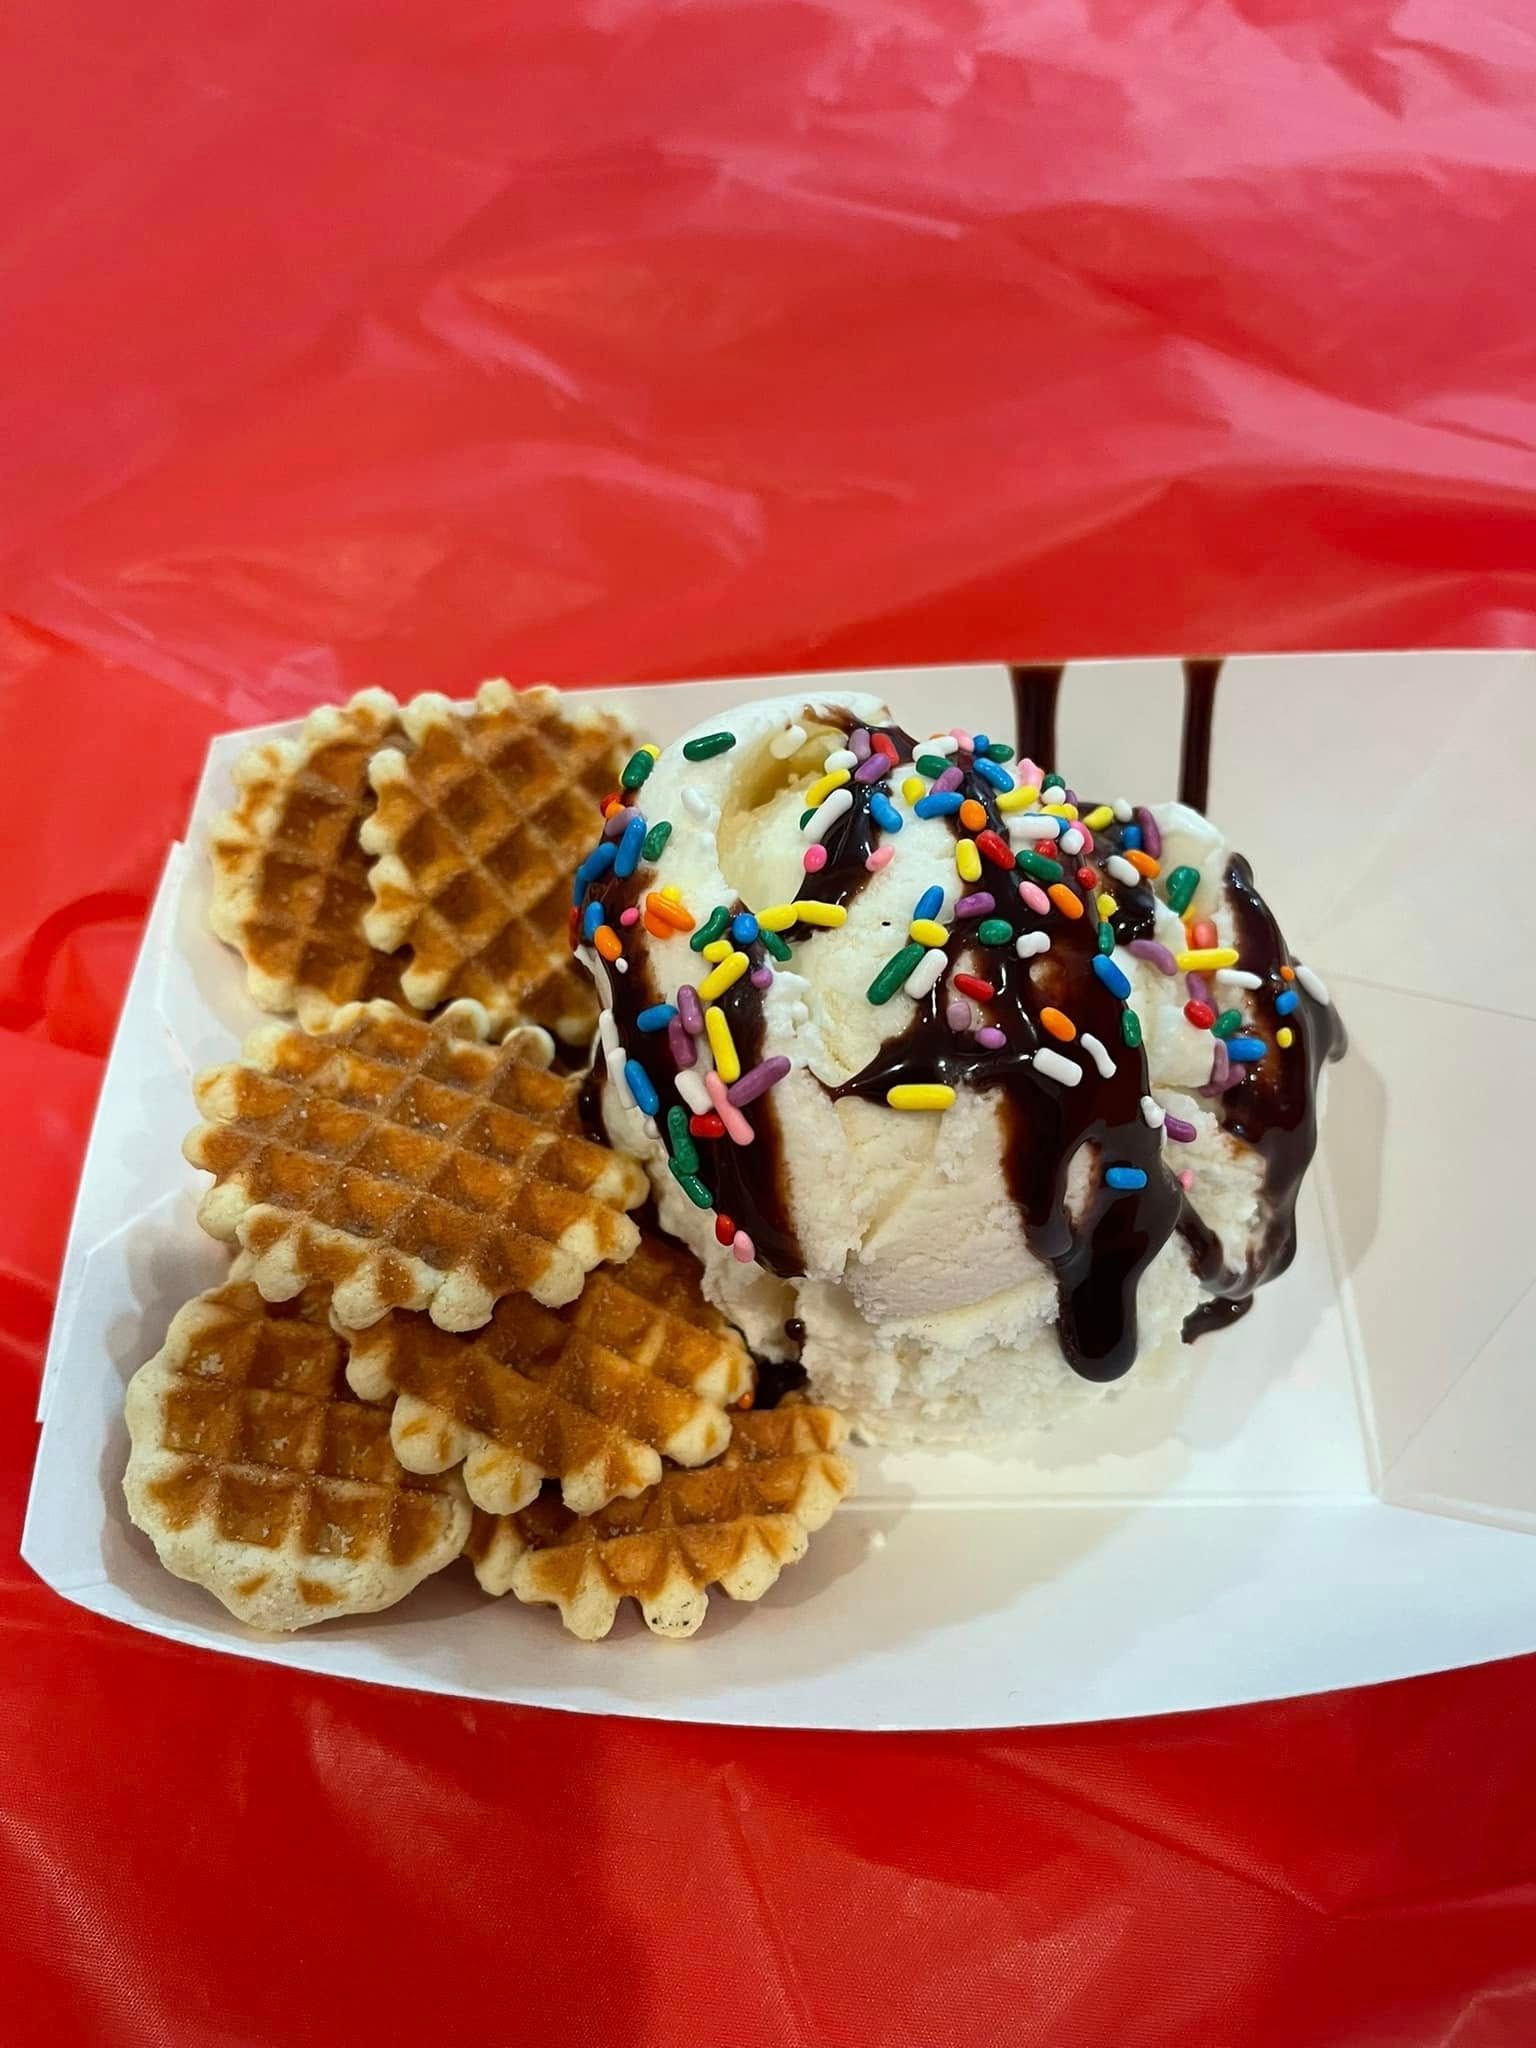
(803, 767, 851, 808)
(640, 743, 662, 760)
(909, 918, 948, 948)
(955, 839, 982, 883)
(1083, 805, 1115, 831)
(660, 884, 683, 902)
(886, 1084, 956, 1112)
(1277, 1026, 1295, 1049)
(902, 776, 925, 805)
(701, 938, 733, 963)
(1097, 893, 1117, 920)
(1176, 947, 1239, 973)
(698, 950, 750, 1001)
(791, 900, 848, 928)
(757, 904, 799, 932)
(704, 1006, 740, 1083)
(1042, 802, 1079, 820)
(996, 783, 1039, 813)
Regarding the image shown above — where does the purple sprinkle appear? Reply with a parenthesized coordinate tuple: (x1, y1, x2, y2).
(676, 984, 705, 1034)
(602, 805, 638, 841)
(1186, 971, 1210, 1005)
(854, 753, 890, 784)
(667, 1017, 696, 1070)
(850, 726, 872, 762)
(1129, 938, 1177, 975)
(1224, 1061, 1249, 1092)
(954, 891, 996, 919)
(1063, 789, 1078, 806)
(946, 999, 973, 1032)
(749, 966, 774, 990)
(726, 1055, 791, 1107)
(1135, 807, 1162, 860)
(934, 765, 964, 794)
(1200, 1038, 1230, 1097)
(1165, 1114, 1198, 1143)
(975, 1026, 1007, 1051)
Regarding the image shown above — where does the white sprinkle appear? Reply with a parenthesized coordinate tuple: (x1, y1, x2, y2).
(803, 786, 854, 842)
(641, 1116, 659, 1141)
(1215, 968, 1263, 990)
(769, 723, 807, 759)
(1296, 963, 1331, 1006)
(682, 785, 713, 821)
(1032, 1047, 1081, 1088)
(924, 734, 961, 755)
(823, 747, 858, 773)
(612, 956, 628, 975)
(1080, 1033, 1117, 1079)
(605, 1044, 632, 1106)
(1015, 931, 1051, 959)
(1105, 855, 1141, 887)
(1059, 828, 1085, 856)
(598, 1008, 620, 1055)
(674, 1068, 711, 1115)
(903, 950, 948, 1000)
(1113, 798, 1134, 823)
(1009, 815, 1062, 841)
(868, 1529, 888, 1552)
(1141, 1094, 1166, 1129)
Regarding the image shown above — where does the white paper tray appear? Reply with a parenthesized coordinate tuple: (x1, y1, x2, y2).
(23, 654, 1536, 1728)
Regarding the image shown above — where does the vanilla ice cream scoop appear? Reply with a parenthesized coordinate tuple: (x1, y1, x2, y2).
(573, 693, 1344, 1442)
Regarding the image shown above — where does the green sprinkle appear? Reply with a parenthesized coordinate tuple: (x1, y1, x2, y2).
(1041, 772, 1067, 794)
(1165, 865, 1200, 914)
(666, 1106, 698, 1175)
(1212, 1008, 1242, 1039)
(682, 731, 736, 762)
(759, 928, 792, 962)
(984, 742, 1014, 763)
(689, 905, 731, 953)
(1016, 848, 1064, 884)
(668, 1159, 714, 1209)
(799, 808, 816, 828)
(915, 753, 951, 779)
(1121, 1008, 1143, 1049)
(640, 820, 672, 862)
(620, 749, 656, 791)
(1096, 922, 1116, 956)
(977, 918, 1013, 946)
(867, 943, 927, 1005)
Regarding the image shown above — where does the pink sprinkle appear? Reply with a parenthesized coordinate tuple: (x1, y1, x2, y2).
(950, 728, 973, 750)
(1077, 827, 1094, 853)
(705, 1070, 754, 1146)
(731, 1229, 755, 1264)
(1019, 881, 1050, 915)
(975, 1026, 1007, 1050)
(602, 806, 637, 841)
(619, 906, 640, 928)
(1018, 758, 1042, 788)
(803, 843, 828, 873)
(750, 966, 774, 989)
(1178, 1169, 1195, 1189)
(946, 999, 973, 1032)
(934, 765, 964, 793)
(866, 845, 895, 872)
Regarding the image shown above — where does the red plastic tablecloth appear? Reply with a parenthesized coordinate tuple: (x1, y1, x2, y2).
(5, 5, 1536, 2042)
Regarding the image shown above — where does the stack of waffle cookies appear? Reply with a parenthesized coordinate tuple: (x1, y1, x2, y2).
(125, 682, 853, 1640)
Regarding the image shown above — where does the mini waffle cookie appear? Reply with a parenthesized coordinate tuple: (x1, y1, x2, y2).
(345, 1232, 754, 1517)
(123, 1277, 470, 1630)
(208, 688, 417, 1028)
(183, 999, 647, 1331)
(466, 1404, 855, 1640)
(360, 679, 629, 1040)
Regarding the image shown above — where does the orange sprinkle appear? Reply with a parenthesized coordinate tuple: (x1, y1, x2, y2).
(1040, 1007, 1076, 1041)
(1047, 882, 1084, 920)
(645, 891, 695, 933)
(1125, 849, 1161, 879)
(958, 798, 988, 832)
(1280, 964, 1296, 981)
(598, 789, 621, 815)
(643, 913, 672, 940)
(593, 926, 624, 963)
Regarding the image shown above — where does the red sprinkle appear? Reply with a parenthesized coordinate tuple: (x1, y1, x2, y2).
(1185, 999, 1216, 1029)
(714, 1213, 737, 1247)
(567, 905, 581, 951)
(597, 789, 621, 816)
(690, 1112, 726, 1140)
(1077, 865, 1098, 888)
(975, 829, 1014, 870)
(953, 973, 996, 1002)
(872, 732, 900, 761)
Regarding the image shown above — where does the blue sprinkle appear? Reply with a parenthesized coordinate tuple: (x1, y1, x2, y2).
(914, 791, 964, 819)
(624, 1059, 660, 1117)
(731, 912, 760, 946)
(971, 733, 989, 753)
(1105, 1166, 1148, 1192)
(1227, 1035, 1267, 1064)
(581, 901, 606, 942)
(870, 791, 903, 833)
(1091, 954, 1132, 1000)
(1275, 988, 1299, 1015)
(912, 885, 944, 922)
(636, 1004, 678, 1034)
(1121, 823, 1142, 851)
(613, 814, 647, 880)
(971, 758, 1014, 792)
(573, 840, 617, 900)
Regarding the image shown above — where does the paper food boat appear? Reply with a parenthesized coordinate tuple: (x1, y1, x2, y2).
(23, 653, 1536, 1729)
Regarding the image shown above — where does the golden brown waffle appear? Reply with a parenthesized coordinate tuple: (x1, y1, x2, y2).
(208, 689, 418, 1029)
(184, 999, 648, 1332)
(123, 1277, 470, 1630)
(360, 679, 629, 1041)
(466, 1404, 855, 1639)
(345, 1232, 754, 1517)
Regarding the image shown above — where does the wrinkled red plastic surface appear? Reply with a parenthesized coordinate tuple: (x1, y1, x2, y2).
(5, 4, 1536, 2041)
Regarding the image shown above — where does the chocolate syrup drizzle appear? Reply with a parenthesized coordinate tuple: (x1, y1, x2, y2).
(586, 663, 1344, 1384)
